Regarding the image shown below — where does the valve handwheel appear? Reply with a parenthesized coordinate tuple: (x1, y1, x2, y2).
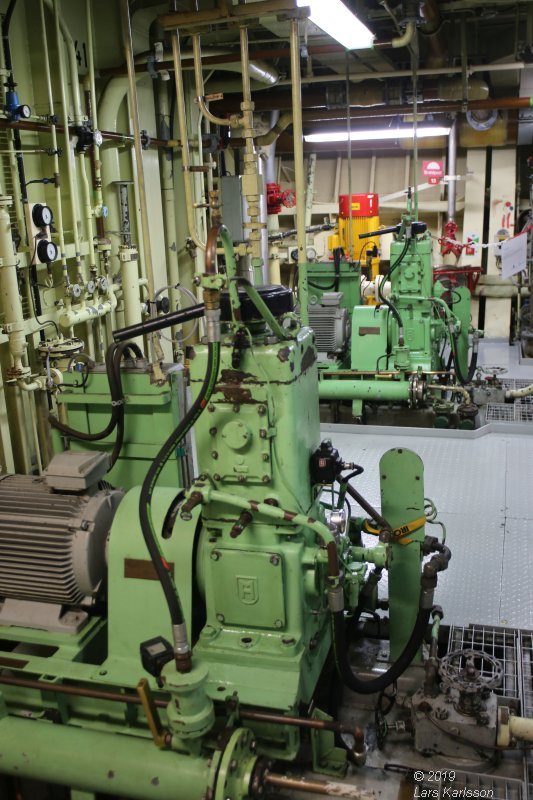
(439, 649, 503, 694)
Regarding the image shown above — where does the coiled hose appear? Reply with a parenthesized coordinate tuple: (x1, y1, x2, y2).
(49, 341, 143, 467)
(138, 342, 220, 665)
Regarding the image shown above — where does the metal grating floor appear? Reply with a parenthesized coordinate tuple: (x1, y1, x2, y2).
(322, 341, 533, 631)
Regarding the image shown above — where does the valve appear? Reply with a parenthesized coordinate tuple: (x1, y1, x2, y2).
(74, 125, 103, 153)
(4, 88, 31, 121)
(266, 182, 296, 215)
(440, 220, 463, 258)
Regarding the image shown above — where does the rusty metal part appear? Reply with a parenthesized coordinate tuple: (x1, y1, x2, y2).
(326, 540, 340, 577)
(262, 772, 376, 798)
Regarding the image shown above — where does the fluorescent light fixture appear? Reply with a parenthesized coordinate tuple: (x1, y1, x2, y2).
(304, 126, 452, 143)
(297, 0, 375, 51)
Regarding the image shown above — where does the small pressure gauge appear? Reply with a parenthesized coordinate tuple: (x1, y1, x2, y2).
(93, 129, 103, 147)
(18, 104, 31, 120)
(32, 203, 53, 228)
(306, 246, 318, 262)
(36, 239, 58, 263)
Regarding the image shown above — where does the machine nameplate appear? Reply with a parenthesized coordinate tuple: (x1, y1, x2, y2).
(124, 558, 175, 581)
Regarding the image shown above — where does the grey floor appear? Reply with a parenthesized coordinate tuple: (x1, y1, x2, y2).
(321, 340, 533, 631)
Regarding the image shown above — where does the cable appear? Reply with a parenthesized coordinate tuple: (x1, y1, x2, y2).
(308, 247, 344, 292)
(138, 341, 220, 636)
(377, 239, 409, 342)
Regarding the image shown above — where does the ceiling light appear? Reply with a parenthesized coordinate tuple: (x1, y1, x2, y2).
(296, 0, 375, 51)
(304, 126, 452, 143)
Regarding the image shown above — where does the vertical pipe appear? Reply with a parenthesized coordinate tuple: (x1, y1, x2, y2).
(86, 0, 104, 224)
(119, 0, 156, 301)
(172, 30, 205, 250)
(447, 116, 458, 222)
(290, 18, 308, 325)
(346, 53, 353, 259)
(53, 0, 83, 283)
(305, 152, 317, 237)
(39, 0, 68, 284)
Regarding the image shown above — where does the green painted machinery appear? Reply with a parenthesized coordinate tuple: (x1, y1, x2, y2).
(0, 246, 451, 799)
(318, 205, 480, 423)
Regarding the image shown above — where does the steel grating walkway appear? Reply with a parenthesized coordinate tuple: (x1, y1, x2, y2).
(321, 343, 533, 631)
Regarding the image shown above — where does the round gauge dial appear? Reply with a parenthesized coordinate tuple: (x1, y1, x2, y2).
(18, 104, 31, 119)
(93, 129, 103, 147)
(37, 239, 58, 263)
(32, 203, 53, 228)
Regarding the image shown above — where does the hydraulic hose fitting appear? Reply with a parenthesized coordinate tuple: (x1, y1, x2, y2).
(172, 622, 192, 673)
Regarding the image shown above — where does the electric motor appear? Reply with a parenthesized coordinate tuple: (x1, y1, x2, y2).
(0, 453, 122, 607)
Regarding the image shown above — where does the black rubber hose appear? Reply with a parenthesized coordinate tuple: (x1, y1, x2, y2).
(138, 341, 220, 628)
(113, 303, 205, 342)
(378, 240, 409, 339)
(450, 331, 478, 386)
(332, 605, 431, 695)
(48, 341, 143, 444)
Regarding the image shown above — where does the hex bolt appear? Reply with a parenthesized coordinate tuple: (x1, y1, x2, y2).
(270, 555, 280, 566)
(258, 405, 266, 416)
(233, 404, 240, 413)
(213, 473, 221, 481)
(262, 453, 269, 462)
(216, 613, 225, 623)
(209, 427, 217, 436)
(273, 619, 283, 628)
(262, 475, 270, 483)
(208, 404, 215, 412)
(211, 550, 221, 561)
(259, 429, 267, 439)
(211, 451, 219, 460)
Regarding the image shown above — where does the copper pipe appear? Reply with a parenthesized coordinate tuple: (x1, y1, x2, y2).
(0, 118, 174, 149)
(240, 709, 364, 745)
(0, 674, 168, 708)
(263, 772, 374, 798)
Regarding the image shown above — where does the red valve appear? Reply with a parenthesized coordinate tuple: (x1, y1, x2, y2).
(266, 182, 297, 215)
(440, 219, 464, 258)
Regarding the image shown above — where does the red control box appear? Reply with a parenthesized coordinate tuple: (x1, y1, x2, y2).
(339, 193, 378, 218)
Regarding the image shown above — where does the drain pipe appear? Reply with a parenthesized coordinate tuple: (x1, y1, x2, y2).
(290, 18, 308, 325)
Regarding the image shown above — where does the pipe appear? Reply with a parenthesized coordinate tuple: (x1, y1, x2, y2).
(239, 710, 365, 744)
(44, 0, 84, 125)
(290, 19, 308, 325)
(508, 715, 533, 742)
(172, 29, 206, 250)
(120, 0, 157, 306)
(39, 0, 68, 282)
(183, 486, 336, 548)
(505, 384, 533, 400)
(192, 34, 234, 128)
(53, 0, 84, 283)
(0, 715, 210, 800)
(85, 0, 104, 220)
(59, 292, 118, 330)
(447, 117, 458, 223)
(263, 773, 374, 799)
(0, 198, 26, 373)
(113, 303, 205, 343)
(318, 378, 411, 402)
(427, 383, 472, 405)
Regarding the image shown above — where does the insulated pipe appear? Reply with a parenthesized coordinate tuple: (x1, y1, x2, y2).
(120, 0, 157, 302)
(505, 384, 533, 400)
(0, 197, 26, 372)
(0, 715, 211, 800)
(172, 29, 206, 250)
(59, 292, 118, 330)
(119, 244, 143, 347)
(318, 379, 411, 402)
(447, 117, 458, 223)
(290, 18, 308, 326)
